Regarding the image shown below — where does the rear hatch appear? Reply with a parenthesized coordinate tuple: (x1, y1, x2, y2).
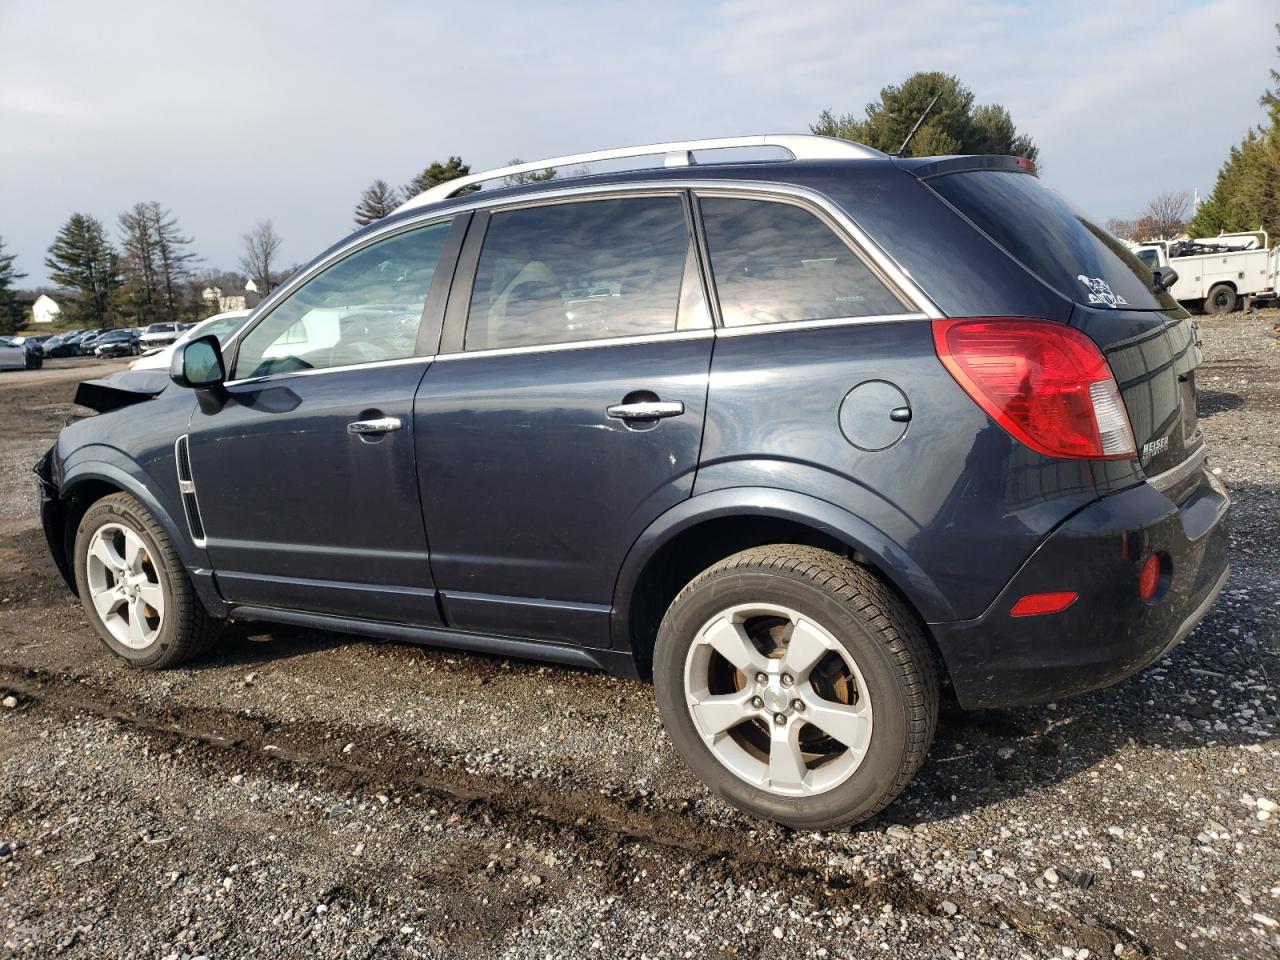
(925, 166, 1203, 481)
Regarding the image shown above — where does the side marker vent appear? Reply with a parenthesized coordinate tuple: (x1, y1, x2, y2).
(174, 435, 206, 546)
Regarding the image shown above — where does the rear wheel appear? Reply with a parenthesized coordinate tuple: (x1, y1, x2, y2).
(654, 545, 938, 829)
(1205, 284, 1238, 314)
(73, 493, 220, 668)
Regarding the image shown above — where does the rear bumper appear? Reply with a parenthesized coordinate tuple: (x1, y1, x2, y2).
(930, 468, 1230, 710)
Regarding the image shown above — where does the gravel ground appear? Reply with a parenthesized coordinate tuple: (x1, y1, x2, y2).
(0, 319, 1277, 960)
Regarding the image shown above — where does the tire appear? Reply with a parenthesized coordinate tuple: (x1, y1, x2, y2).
(73, 492, 220, 668)
(25, 354, 42, 370)
(1205, 284, 1238, 314)
(654, 545, 938, 829)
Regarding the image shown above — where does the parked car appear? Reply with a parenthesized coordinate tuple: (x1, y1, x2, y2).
(35, 135, 1229, 829)
(92, 329, 142, 358)
(77, 329, 113, 355)
(43, 331, 91, 358)
(131, 310, 251, 371)
(139, 323, 182, 350)
(15, 334, 52, 356)
(0, 336, 43, 370)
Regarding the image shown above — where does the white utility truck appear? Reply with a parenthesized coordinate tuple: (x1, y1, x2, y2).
(1130, 232, 1278, 313)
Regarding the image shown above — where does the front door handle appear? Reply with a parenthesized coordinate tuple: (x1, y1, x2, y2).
(348, 416, 403, 435)
(606, 400, 685, 421)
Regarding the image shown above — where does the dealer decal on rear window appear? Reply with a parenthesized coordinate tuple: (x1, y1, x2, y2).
(1077, 275, 1128, 308)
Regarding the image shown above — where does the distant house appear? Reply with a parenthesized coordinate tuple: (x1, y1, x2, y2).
(32, 294, 61, 324)
(201, 280, 262, 313)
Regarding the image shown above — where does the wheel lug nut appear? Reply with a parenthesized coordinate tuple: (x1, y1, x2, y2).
(781, 674, 794, 687)
(754, 672, 767, 685)
(774, 713, 787, 725)
(792, 700, 804, 712)
(751, 696, 764, 709)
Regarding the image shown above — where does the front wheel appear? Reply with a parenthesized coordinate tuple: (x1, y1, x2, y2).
(654, 546, 938, 829)
(73, 493, 220, 668)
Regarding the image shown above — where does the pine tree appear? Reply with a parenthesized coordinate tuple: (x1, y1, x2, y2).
(500, 159, 558, 187)
(118, 204, 161, 325)
(813, 72, 1038, 161)
(1189, 25, 1280, 238)
(354, 180, 402, 226)
(402, 156, 471, 199)
(45, 213, 121, 327)
(0, 237, 27, 335)
(149, 204, 199, 322)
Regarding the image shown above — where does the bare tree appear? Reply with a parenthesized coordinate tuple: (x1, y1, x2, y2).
(1105, 217, 1138, 240)
(240, 220, 282, 294)
(1133, 190, 1192, 240)
(354, 180, 401, 226)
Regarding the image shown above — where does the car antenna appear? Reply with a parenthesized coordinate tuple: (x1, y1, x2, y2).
(896, 92, 942, 156)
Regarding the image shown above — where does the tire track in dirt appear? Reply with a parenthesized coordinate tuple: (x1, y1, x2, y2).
(0, 662, 1154, 958)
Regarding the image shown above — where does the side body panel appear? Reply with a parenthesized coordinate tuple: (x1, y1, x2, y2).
(415, 336, 713, 647)
(694, 320, 1098, 622)
(188, 362, 442, 624)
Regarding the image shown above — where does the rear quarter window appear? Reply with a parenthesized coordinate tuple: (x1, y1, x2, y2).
(928, 171, 1178, 312)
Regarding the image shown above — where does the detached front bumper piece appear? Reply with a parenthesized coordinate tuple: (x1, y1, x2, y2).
(930, 468, 1230, 710)
(34, 448, 75, 593)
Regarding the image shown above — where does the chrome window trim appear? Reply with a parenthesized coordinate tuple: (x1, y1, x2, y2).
(223, 354, 434, 388)
(216, 178, 941, 385)
(434, 328, 714, 363)
(714, 312, 929, 337)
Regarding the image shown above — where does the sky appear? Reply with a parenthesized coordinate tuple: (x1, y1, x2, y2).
(2, 0, 1276, 286)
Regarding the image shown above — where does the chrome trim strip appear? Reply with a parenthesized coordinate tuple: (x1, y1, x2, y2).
(434, 328, 713, 362)
(716, 313, 929, 337)
(1146, 446, 1207, 493)
(224, 354, 433, 389)
(174, 435, 207, 548)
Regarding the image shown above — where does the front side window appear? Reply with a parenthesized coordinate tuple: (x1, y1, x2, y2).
(233, 220, 452, 379)
(699, 197, 906, 327)
(465, 196, 690, 351)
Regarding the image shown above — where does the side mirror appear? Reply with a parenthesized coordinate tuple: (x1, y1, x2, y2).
(170, 334, 226, 389)
(1152, 265, 1179, 293)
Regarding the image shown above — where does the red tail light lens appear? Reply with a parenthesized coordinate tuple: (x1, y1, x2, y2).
(933, 318, 1137, 460)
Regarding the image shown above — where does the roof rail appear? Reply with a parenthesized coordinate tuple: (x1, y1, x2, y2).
(395, 134, 886, 213)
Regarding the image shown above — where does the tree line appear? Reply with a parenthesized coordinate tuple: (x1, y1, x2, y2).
(0, 212, 293, 335)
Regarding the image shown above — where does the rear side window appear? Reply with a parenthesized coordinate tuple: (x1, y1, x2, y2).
(466, 196, 691, 351)
(929, 171, 1178, 311)
(699, 197, 905, 327)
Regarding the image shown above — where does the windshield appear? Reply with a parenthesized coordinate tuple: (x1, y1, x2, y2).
(929, 171, 1179, 311)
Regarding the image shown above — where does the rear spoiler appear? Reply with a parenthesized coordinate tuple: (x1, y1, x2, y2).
(895, 154, 1037, 180)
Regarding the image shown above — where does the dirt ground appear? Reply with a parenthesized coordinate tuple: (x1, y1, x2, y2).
(0, 316, 1277, 960)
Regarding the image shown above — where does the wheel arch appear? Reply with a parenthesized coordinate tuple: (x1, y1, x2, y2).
(55, 456, 223, 615)
(610, 487, 955, 678)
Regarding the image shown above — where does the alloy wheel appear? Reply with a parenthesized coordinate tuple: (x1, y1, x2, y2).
(84, 522, 165, 649)
(683, 602, 873, 797)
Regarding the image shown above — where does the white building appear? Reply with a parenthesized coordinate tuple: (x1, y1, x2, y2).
(32, 294, 61, 324)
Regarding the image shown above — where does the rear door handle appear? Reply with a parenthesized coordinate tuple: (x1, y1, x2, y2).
(347, 416, 403, 435)
(606, 401, 685, 421)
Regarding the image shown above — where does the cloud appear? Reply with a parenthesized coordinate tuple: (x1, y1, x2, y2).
(0, 0, 1275, 284)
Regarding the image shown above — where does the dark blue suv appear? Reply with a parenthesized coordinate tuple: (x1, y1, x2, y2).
(36, 136, 1229, 828)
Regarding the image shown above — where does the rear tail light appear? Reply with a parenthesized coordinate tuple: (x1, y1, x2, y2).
(933, 318, 1137, 460)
